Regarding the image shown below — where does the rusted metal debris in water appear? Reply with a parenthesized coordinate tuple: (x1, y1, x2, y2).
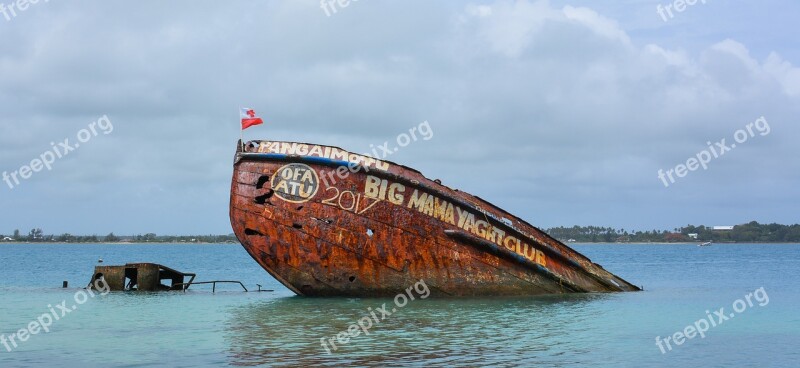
(87, 263, 268, 293)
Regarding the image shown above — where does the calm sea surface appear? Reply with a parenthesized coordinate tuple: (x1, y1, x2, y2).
(0, 243, 798, 367)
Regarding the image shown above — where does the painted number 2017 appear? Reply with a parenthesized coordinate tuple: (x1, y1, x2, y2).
(321, 187, 380, 214)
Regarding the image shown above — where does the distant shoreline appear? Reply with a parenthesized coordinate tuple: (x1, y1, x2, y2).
(2, 241, 798, 245)
(7, 221, 798, 244)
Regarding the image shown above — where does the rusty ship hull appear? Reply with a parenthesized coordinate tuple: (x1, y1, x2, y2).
(230, 140, 640, 297)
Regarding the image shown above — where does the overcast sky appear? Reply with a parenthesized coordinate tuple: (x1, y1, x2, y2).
(1, 0, 798, 235)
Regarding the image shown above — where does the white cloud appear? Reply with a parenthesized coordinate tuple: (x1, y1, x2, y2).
(460, 0, 563, 57)
(764, 52, 800, 97)
(562, 5, 631, 46)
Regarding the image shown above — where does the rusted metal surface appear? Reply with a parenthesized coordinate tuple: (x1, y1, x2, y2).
(230, 140, 641, 297)
(89, 263, 196, 291)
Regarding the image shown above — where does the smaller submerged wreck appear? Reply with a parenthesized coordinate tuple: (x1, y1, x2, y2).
(88, 263, 253, 292)
(89, 263, 196, 291)
(230, 140, 640, 297)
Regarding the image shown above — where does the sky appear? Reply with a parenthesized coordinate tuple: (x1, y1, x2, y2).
(0, 0, 798, 235)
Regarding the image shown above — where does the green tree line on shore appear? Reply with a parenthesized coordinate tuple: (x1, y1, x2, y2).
(546, 221, 800, 243)
(3, 221, 799, 244)
(0, 230, 238, 243)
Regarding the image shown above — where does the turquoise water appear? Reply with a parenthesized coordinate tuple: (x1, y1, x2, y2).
(0, 243, 798, 367)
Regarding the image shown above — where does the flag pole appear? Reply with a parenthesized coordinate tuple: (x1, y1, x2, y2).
(239, 107, 244, 152)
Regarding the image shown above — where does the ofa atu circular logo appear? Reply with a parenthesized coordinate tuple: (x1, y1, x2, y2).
(271, 163, 320, 203)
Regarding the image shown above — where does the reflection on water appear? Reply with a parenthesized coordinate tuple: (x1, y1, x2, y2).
(224, 294, 614, 367)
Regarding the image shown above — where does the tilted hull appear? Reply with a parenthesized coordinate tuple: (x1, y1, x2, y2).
(230, 141, 640, 297)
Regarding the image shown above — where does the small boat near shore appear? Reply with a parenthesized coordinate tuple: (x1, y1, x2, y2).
(229, 140, 641, 297)
(698, 241, 713, 247)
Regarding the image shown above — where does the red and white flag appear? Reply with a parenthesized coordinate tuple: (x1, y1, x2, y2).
(240, 108, 264, 130)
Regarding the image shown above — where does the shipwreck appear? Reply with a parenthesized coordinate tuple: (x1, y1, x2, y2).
(230, 140, 640, 297)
